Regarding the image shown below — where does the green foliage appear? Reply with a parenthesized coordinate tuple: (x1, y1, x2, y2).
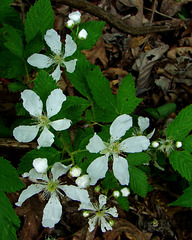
(169, 150, 192, 181)
(166, 104, 192, 141)
(145, 103, 176, 120)
(75, 21, 105, 50)
(18, 147, 61, 174)
(182, 135, 192, 153)
(0, 118, 10, 137)
(169, 185, 192, 207)
(8, 82, 26, 92)
(127, 152, 150, 166)
(25, 0, 54, 43)
(116, 195, 129, 211)
(101, 171, 118, 189)
(116, 74, 141, 114)
(92, 105, 118, 123)
(24, 33, 44, 58)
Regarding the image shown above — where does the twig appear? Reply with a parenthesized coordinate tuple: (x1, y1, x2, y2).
(52, 0, 180, 35)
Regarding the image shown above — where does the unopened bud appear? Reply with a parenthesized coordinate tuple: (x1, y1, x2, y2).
(75, 174, 90, 188)
(69, 165, 82, 177)
(113, 190, 120, 198)
(109, 219, 114, 226)
(83, 210, 89, 217)
(32, 158, 48, 173)
(94, 185, 101, 193)
(78, 29, 88, 40)
(152, 141, 159, 148)
(69, 11, 81, 24)
(121, 187, 130, 197)
(66, 19, 75, 29)
(175, 141, 182, 148)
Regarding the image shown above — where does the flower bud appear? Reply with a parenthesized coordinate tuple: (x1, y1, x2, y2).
(75, 174, 90, 188)
(66, 19, 75, 29)
(83, 210, 90, 217)
(175, 141, 182, 148)
(69, 11, 81, 24)
(32, 158, 48, 173)
(109, 219, 115, 226)
(69, 165, 82, 177)
(78, 29, 88, 40)
(121, 187, 130, 197)
(152, 141, 159, 148)
(94, 185, 101, 193)
(113, 190, 120, 198)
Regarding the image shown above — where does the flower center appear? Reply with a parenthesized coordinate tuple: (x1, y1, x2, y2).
(53, 53, 64, 65)
(39, 114, 50, 128)
(108, 141, 121, 154)
(47, 180, 58, 192)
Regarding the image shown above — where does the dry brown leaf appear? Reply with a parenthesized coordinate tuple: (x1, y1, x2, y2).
(130, 36, 148, 49)
(82, 38, 108, 68)
(160, 0, 186, 16)
(103, 67, 128, 79)
(167, 46, 192, 59)
(179, 37, 192, 47)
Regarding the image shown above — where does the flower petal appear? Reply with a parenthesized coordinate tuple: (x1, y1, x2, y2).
(15, 184, 45, 206)
(44, 29, 62, 54)
(50, 119, 71, 131)
(21, 89, 43, 117)
(138, 116, 149, 132)
(113, 155, 129, 185)
(23, 168, 49, 182)
(27, 53, 53, 68)
(86, 133, 106, 153)
(46, 89, 66, 118)
(147, 128, 155, 139)
(110, 114, 133, 142)
(120, 136, 150, 153)
(51, 162, 71, 181)
(42, 192, 62, 228)
(87, 156, 108, 185)
(60, 185, 90, 204)
(105, 206, 118, 217)
(100, 216, 112, 232)
(51, 65, 62, 81)
(78, 202, 95, 211)
(88, 215, 98, 232)
(63, 59, 77, 73)
(64, 34, 77, 58)
(37, 127, 55, 148)
(98, 194, 107, 209)
(13, 125, 39, 143)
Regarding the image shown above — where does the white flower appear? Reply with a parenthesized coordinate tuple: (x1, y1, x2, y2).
(69, 11, 81, 25)
(13, 89, 71, 148)
(175, 141, 182, 148)
(27, 29, 77, 81)
(113, 190, 120, 198)
(121, 187, 130, 197)
(16, 162, 90, 228)
(133, 116, 155, 139)
(78, 29, 88, 40)
(151, 141, 159, 148)
(75, 174, 90, 188)
(79, 194, 118, 233)
(86, 114, 150, 186)
(69, 166, 82, 177)
(33, 158, 48, 173)
(66, 19, 75, 29)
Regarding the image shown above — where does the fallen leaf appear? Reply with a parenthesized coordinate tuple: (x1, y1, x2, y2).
(167, 46, 192, 59)
(160, 0, 186, 17)
(130, 35, 149, 49)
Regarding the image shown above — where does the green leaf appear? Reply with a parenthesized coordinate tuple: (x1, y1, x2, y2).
(0, 192, 20, 240)
(18, 147, 61, 174)
(75, 151, 98, 174)
(0, 0, 13, 6)
(127, 152, 150, 166)
(169, 150, 192, 181)
(101, 171, 118, 189)
(169, 185, 192, 207)
(24, 32, 44, 58)
(0, 157, 24, 192)
(8, 82, 26, 92)
(145, 103, 176, 120)
(75, 21, 105, 50)
(24, 0, 54, 43)
(129, 165, 149, 197)
(183, 135, 192, 153)
(86, 66, 116, 111)
(116, 195, 129, 211)
(166, 104, 192, 141)
(0, 118, 10, 137)
(117, 74, 141, 114)
(3, 24, 24, 57)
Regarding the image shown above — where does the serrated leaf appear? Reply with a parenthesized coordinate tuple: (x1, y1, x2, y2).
(127, 152, 150, 166)
(86, 66, 117, 111)
(8, 82, 26, 92)
(116, 195, 129, 211)
(75, 151, 98, 174)
(75, 21, 105, 50)
(0, 192, 20, 240)
(183, 135, 192, 153)
(117, 74, 141, 114)
(25, 0, 54, 43)
(18, 147, 61, 174)
(93, 104, 118, 123)
(101, 171, 118, 189)
(0, 157, 24, 192)
(3, 24, 24, 57)
(166, 104, 192, 141)
(169, 185, 192, 207)
(24, 32, 43, 58)
(129, 165, 148, 197)
(169, 150, 192, 181)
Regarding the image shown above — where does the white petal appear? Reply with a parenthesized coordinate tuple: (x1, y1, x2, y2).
(147, 128, 155, 139)
(78, 202, 95, 211)
(86, 133, 106, 153)
(46, 89, 66, 118)
(138, 116, 149, 132)
(100, 216, 112, 232)
(37, 127, 55, 148)
(51, 162, 71, 181)
(87, 156, 108, 185)
(44, 29, 62, 54)
(105, 206, 118, 217)
(63, 59, 77, 73)
(13, 125, 39, 143)
(60, 185, 90, 204)
(27, 53, 53, 68)
(110, 114, 133, 142)
(98, 194, 107, 209)
(113, 155, 129, 185)
(32, 158, 48, 174)
(51, 65, 62, 81)
(120, 136, 150, 153)
(21, 89, 43, 117)
(23, 168, 49, 182)
(64, 34, 77, 58)
(69, 11, 81, 24)
(42, 192, 62, 228)
(88, 215, 98, 232)
(15, 184, 45, 206)
(50, 119, 71, 131)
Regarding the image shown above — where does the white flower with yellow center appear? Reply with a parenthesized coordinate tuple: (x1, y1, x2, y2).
(13, 89, 71, 148)
(16, 162, 90, 228)
(27, 29, 77, 81)
(86, 114, 150, 185)
(80, 194, 118, 232)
